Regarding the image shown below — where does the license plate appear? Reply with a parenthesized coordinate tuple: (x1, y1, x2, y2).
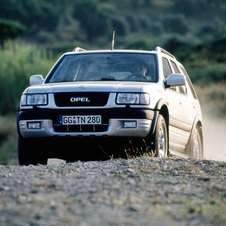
(59, 115, 101, 125)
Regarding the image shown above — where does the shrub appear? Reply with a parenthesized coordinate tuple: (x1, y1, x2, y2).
(138, 15, 150, 31)
(0, 41, 56, 115)
(126, 14, 140, 32)
(162, 14, 189, 35)
(0, 19, 27, 49)
(72, 0, 111, 42)
(0, 115, 18, 165)
(163, 36, 193, 61)
(208, 31, 226, 54)
(111, 17, 129, 36)
(125, 39, 157, 51)
(198, 24, 217, 38)
(186, 62, 226, 84)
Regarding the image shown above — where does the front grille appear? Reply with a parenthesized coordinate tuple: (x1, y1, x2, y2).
(53, 124, 108, 132)
(54, 92, 109, 107)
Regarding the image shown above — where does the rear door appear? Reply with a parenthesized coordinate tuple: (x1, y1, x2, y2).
(179, 65, 200, 126)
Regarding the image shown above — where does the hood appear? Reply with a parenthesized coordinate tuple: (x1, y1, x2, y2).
(25, 81, 156, 94)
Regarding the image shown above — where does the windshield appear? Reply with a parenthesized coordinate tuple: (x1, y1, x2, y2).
(47, 53, 158, 83)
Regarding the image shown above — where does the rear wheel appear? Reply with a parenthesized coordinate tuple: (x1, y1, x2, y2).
(18, 137, 48, 165)
(190, 125, 203, 159)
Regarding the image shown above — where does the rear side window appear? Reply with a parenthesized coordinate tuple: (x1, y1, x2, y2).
(162, 58, 172, 78)
(180, 66, 197, 99)
(170, 61, 180, 73)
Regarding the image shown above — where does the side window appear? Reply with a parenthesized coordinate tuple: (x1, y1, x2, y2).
(170, 61, 180, 73)
(162, 58, 172, 79)
(180, 66, 197, 99)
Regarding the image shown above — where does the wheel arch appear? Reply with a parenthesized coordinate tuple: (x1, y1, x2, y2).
(150, 99, 169, 137)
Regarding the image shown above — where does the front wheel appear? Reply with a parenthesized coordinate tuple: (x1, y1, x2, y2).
(144, 114, 168, 157)
(18, 137, 48, 165)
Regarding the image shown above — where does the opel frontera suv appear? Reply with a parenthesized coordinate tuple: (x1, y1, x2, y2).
(17, 46, 203, 165)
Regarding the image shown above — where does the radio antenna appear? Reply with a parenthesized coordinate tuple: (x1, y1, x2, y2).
(111, 31, 115, 50)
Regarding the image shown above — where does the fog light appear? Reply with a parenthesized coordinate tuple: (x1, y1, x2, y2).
(27, 122, 41, 129)
(123, 121, 137, 128)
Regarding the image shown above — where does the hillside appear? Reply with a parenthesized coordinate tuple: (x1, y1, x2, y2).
(1, 0, 226, 50)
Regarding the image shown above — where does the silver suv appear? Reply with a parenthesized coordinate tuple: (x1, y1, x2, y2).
(17, 46, 203, 165)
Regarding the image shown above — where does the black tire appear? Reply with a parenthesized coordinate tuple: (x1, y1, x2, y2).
(18, 137, 48, 165)
(189, 125, 203, 159)
(144, 114, 168, 157)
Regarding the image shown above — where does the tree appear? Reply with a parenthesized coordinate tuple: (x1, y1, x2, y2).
(173, 0, 224, 15)
(72, 0, 110, 42)
(126, 39, 156, 51)
(0, 0, 60, 34)
(142, 0, 152, 7)
(163, 36, 192, 61)
(111, 17, 129, 36)
(0, 20, 27, 49)
(162, 15, 189, 35)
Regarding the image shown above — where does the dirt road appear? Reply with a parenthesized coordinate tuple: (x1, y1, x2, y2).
(1, 158, 226, 226)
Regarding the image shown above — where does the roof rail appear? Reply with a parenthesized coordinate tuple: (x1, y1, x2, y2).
(72, 47, 87, 52)
(155, 46, 175, 59)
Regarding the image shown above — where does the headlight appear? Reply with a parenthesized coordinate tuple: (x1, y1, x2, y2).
(21, 94, 47, 106)
(116, 93, 150, 105)
(140, 93, 150, 105)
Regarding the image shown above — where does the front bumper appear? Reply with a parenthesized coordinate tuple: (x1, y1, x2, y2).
(17, 108, 155, 138)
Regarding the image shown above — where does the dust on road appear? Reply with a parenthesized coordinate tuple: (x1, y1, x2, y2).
(203, 114, 226, 162)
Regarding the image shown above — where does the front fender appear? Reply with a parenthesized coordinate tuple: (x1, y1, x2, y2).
(149, 99, 169, 137)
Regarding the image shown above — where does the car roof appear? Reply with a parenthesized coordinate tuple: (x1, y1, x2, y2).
(63, 46, 177, 60)
(64, 49, 156, 55)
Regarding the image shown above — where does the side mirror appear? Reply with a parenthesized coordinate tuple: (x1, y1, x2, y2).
(166, 73, 185, 88)
(29, 75, 44, 86)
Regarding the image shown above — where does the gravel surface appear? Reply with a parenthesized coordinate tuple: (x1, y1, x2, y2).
(0, 157, 226, 226)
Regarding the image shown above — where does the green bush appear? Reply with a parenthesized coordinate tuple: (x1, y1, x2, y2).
(163, 36, 193, 62)
(126, 14, 140, 32)
(173, 0, 223, 15)
(0, 41, 56, 115)
(0, 115, 18, 165)
(186, 62, 226, 84)
(208, 31, 226, 54)
(162, 15, 189, 35)
(72, 0, 111, 42)
(0, 19, 27, 49)
(111, 17, 129, 36)
(125, 38, 156, 51)
(197, 24, 217, 38)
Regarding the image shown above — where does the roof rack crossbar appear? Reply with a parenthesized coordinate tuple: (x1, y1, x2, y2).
(73, 47, 87, 52)
(155, 46, 175, 59)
